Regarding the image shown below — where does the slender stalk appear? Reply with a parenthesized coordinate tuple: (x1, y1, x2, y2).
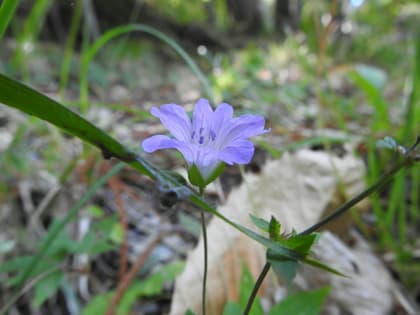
(243, 139, 419, 315)
(243, 262, 271, 315)
(199, 186, 208, 315)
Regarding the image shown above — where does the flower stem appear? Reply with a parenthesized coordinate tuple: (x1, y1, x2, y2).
(199, 186, 208, 315)
(243, 262, 271, 315)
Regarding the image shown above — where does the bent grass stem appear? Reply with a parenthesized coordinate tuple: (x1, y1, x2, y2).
(243, 140, 419, 315)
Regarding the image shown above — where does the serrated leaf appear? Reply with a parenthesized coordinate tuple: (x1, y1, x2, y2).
(249, 214, 269, 232)
(269, 216, 281, 241)
(278, 233, 319, 256)
(268, 287, 330, 315)
(33, 270, 64, 307)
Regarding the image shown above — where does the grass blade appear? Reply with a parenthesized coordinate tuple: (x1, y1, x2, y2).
(0, 0, 20, 41)
(0, 73, 153, 177)
(80, 23, 213, 111)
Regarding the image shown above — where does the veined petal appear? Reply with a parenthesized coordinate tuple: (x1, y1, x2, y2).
(218, 114, 268, 146)
(150, 104, 191, 141)
(211, 102, 233, 134)
(193, 147, 221, 179)
(192, 98, 213, 131)
(219, 139, 255, 164)
(142, 135, 194, 163)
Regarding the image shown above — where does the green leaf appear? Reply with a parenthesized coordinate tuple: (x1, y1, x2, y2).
(184, 310, 197, 315)
(33, 270, 64, 307)
(0, 73, 153, 178)
(81, 262, 184, 315)
(302, 257, 347, 278)
(0, 0, 20, 41)
(0, 256, 34, 273)
(249, 214, 269, 232)
(277, 233, 319, 256)
(269, 216, 281, 241)
(353, 64, 387, 90)
(187, 164, 206, 188)
(267, 249, 298, 283)
(117, 261, 184, 314)
(204, 162, 225, 185)
(268, 287, 330, 315)
(188, 163, 225, 188)
(82, 292, 113, 315)
(110, 223, 124, 244)
(222, 302, 243, 315)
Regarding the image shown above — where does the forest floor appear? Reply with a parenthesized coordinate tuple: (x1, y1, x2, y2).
(0, 36, 419, 315)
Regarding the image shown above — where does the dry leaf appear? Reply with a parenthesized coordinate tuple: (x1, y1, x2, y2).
(170, 149, 366, 315)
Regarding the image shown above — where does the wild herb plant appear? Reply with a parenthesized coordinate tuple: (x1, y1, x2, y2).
(1, 1, 419, 315)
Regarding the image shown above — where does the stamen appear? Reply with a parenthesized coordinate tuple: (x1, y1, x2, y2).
(191, 131, 196, 140)
(199, 136, 204, 144)
(210, 130, 216, 141)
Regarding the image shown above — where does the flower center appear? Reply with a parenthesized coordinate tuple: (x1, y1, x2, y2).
(191, 126, 216, 146)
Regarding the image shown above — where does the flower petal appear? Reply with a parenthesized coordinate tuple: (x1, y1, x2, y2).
(193, 146, 222, 179)
(219, 139, 255, 164)
(192, 98, 213, 131)
(142, 135, 194, 163)
(216, 114, 268, 149)
(150, 104, 191, 141)
(211, 102, 233, 134)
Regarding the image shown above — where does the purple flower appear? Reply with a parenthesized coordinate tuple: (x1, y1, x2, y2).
(142, 98, 269, 185)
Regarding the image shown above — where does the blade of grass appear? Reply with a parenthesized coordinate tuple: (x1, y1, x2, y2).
(59, 0, 82, 98)
(0, 0, 20, 41)
(13, 0, 53, 77)
(0, 72, 153, 177)
(79, 23, 213, 112)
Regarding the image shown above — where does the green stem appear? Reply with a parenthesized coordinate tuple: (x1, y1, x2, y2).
(199, 186, 208, 315)
(243, 262, 271, 315)
(243, 139, 419, 314)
